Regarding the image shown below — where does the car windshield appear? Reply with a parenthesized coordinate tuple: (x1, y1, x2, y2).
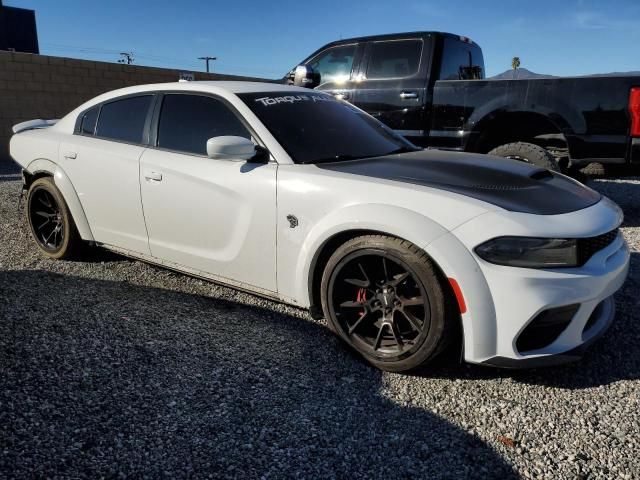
(237, 91, 419, 164)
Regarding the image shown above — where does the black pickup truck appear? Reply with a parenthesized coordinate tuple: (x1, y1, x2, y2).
(285, 31, 640, 171)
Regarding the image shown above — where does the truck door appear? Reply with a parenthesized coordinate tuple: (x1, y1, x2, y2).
(350, 37, 433, 145)
(307, 43, 365, 103)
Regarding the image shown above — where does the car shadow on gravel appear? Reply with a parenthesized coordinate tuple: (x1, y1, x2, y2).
(415, 251, 640, 390)
(0, 269, 518, 479)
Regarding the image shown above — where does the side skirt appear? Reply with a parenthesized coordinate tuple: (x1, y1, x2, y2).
(98, 243, 300, 307)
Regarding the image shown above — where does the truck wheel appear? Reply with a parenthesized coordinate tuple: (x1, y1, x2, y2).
(488, 142, 560, 171)
(320, 235, 453, 372)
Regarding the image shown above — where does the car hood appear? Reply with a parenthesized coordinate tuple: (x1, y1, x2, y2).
(315, 150, 601, 215)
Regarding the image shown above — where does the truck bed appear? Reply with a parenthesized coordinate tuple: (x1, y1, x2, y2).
(431, 75, 640, 165)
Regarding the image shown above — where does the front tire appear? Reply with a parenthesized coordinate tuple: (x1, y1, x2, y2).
(320, 235, 452, 372)
(26, 177, 81, 259)
(488, 142, 560, 171)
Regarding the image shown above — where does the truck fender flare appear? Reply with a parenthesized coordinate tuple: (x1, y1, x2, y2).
(25, 158, 95, 242)
(468, 99, 582, 138)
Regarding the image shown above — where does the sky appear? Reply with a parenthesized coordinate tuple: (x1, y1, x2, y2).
(5, 0, 640, 79)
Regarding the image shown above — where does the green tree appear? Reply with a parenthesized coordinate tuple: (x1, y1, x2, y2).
(511, 57, 521, 70)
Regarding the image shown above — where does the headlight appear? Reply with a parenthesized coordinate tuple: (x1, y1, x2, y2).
(475, 237, 578, 268)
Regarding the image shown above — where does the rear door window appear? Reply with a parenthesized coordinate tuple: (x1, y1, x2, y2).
(95, 95, 153, 144)
(156, 94, 251, 155)
(366, 40, 422, 79)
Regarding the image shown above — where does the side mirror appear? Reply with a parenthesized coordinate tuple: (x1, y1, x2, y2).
(292, 65, 320, 89)
(249, 145, 270, 164)
(206, 136, 270, 163)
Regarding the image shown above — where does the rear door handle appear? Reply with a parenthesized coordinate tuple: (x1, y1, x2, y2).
(144, 171, 163, 182)
(399, 91, 419, 100)
(63, 151, 77, 159)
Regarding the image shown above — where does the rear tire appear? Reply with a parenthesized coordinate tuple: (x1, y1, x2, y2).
(26, 177, 81, 260)
(488, 142, 560, 171)
(320, 235, 453, 372)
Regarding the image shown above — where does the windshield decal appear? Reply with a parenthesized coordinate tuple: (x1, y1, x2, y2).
(253, 94, 335, 107)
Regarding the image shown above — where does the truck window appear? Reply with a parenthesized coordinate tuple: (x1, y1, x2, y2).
(307, 44, 357, 85)
(366, 39, 422, 79)
(438, 37, 484, 80)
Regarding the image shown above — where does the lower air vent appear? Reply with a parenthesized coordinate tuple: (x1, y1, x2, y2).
(583, 300, 606, 334)
(516, 304, 579, 353)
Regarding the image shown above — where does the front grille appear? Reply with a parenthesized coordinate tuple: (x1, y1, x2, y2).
(577, 229, 619, 265)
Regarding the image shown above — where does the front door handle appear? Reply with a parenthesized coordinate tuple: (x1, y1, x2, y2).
(63, 151, 77, 159)
(144, 171, 163, 182)
(399, 91, 419, 100)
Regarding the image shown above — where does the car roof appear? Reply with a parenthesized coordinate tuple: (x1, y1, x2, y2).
(53, 81, 316, 132)
(104, 81, 307, 97)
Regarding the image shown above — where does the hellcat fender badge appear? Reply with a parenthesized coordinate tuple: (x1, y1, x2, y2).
(286, 215, 299, 228)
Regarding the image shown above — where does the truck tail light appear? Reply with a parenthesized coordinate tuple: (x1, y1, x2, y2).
(630, 87, 640, 137)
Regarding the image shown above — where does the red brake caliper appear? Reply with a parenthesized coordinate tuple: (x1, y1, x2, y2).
(356, 288, 367, 317)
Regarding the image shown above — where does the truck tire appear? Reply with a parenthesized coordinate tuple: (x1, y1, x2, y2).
(488, 142, 560, 171)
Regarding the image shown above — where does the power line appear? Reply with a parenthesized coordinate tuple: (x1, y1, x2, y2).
(39, 42, 283, 77)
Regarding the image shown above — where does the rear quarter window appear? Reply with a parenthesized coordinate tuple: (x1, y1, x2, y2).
(79, 106, 99, 135)
(438, 37, 484, 80)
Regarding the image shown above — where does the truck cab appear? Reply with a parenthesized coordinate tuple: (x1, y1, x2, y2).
(286, 32, 484, 147)
(287, 31, 640, 172)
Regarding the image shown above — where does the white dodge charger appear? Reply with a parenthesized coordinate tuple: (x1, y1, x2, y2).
(10, 82, 629, 372)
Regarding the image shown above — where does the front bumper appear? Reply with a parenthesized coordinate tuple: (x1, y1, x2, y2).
(480, 296, 616, 368)
(475, 233, 628, 366)
(426, 199, 629, 368)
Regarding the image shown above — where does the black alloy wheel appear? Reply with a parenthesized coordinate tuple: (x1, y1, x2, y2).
(29, 187, 65, 251)
(328, 250, 430, 358)
(321, 235, 453, 372)
(26, 177, 80, 259)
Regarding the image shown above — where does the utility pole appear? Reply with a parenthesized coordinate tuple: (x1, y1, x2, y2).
(198, 56, 217, 73)
(118, 52, 134, 65)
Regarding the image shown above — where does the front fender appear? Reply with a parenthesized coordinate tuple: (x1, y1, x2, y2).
(288, 204, 497, 362)
(290, 203, 450, 307)
(25, 159, 94, 242)
(422, 231, 497, 362)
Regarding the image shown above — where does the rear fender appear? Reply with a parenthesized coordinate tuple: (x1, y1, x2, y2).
(25, 158, 94, 242)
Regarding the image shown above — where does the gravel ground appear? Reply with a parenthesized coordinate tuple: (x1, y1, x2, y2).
(1, 164, 639, 479)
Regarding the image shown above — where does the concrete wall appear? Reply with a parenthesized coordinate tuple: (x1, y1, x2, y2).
(0, 50, 271, 162)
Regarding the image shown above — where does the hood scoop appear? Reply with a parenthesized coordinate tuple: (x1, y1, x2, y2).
(529, 169, 554, 180)
(317, 151, 601, 215)
(460, 168, 554, 190)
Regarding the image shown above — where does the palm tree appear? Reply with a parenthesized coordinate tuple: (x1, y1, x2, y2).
(511, 57, 521, 71)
